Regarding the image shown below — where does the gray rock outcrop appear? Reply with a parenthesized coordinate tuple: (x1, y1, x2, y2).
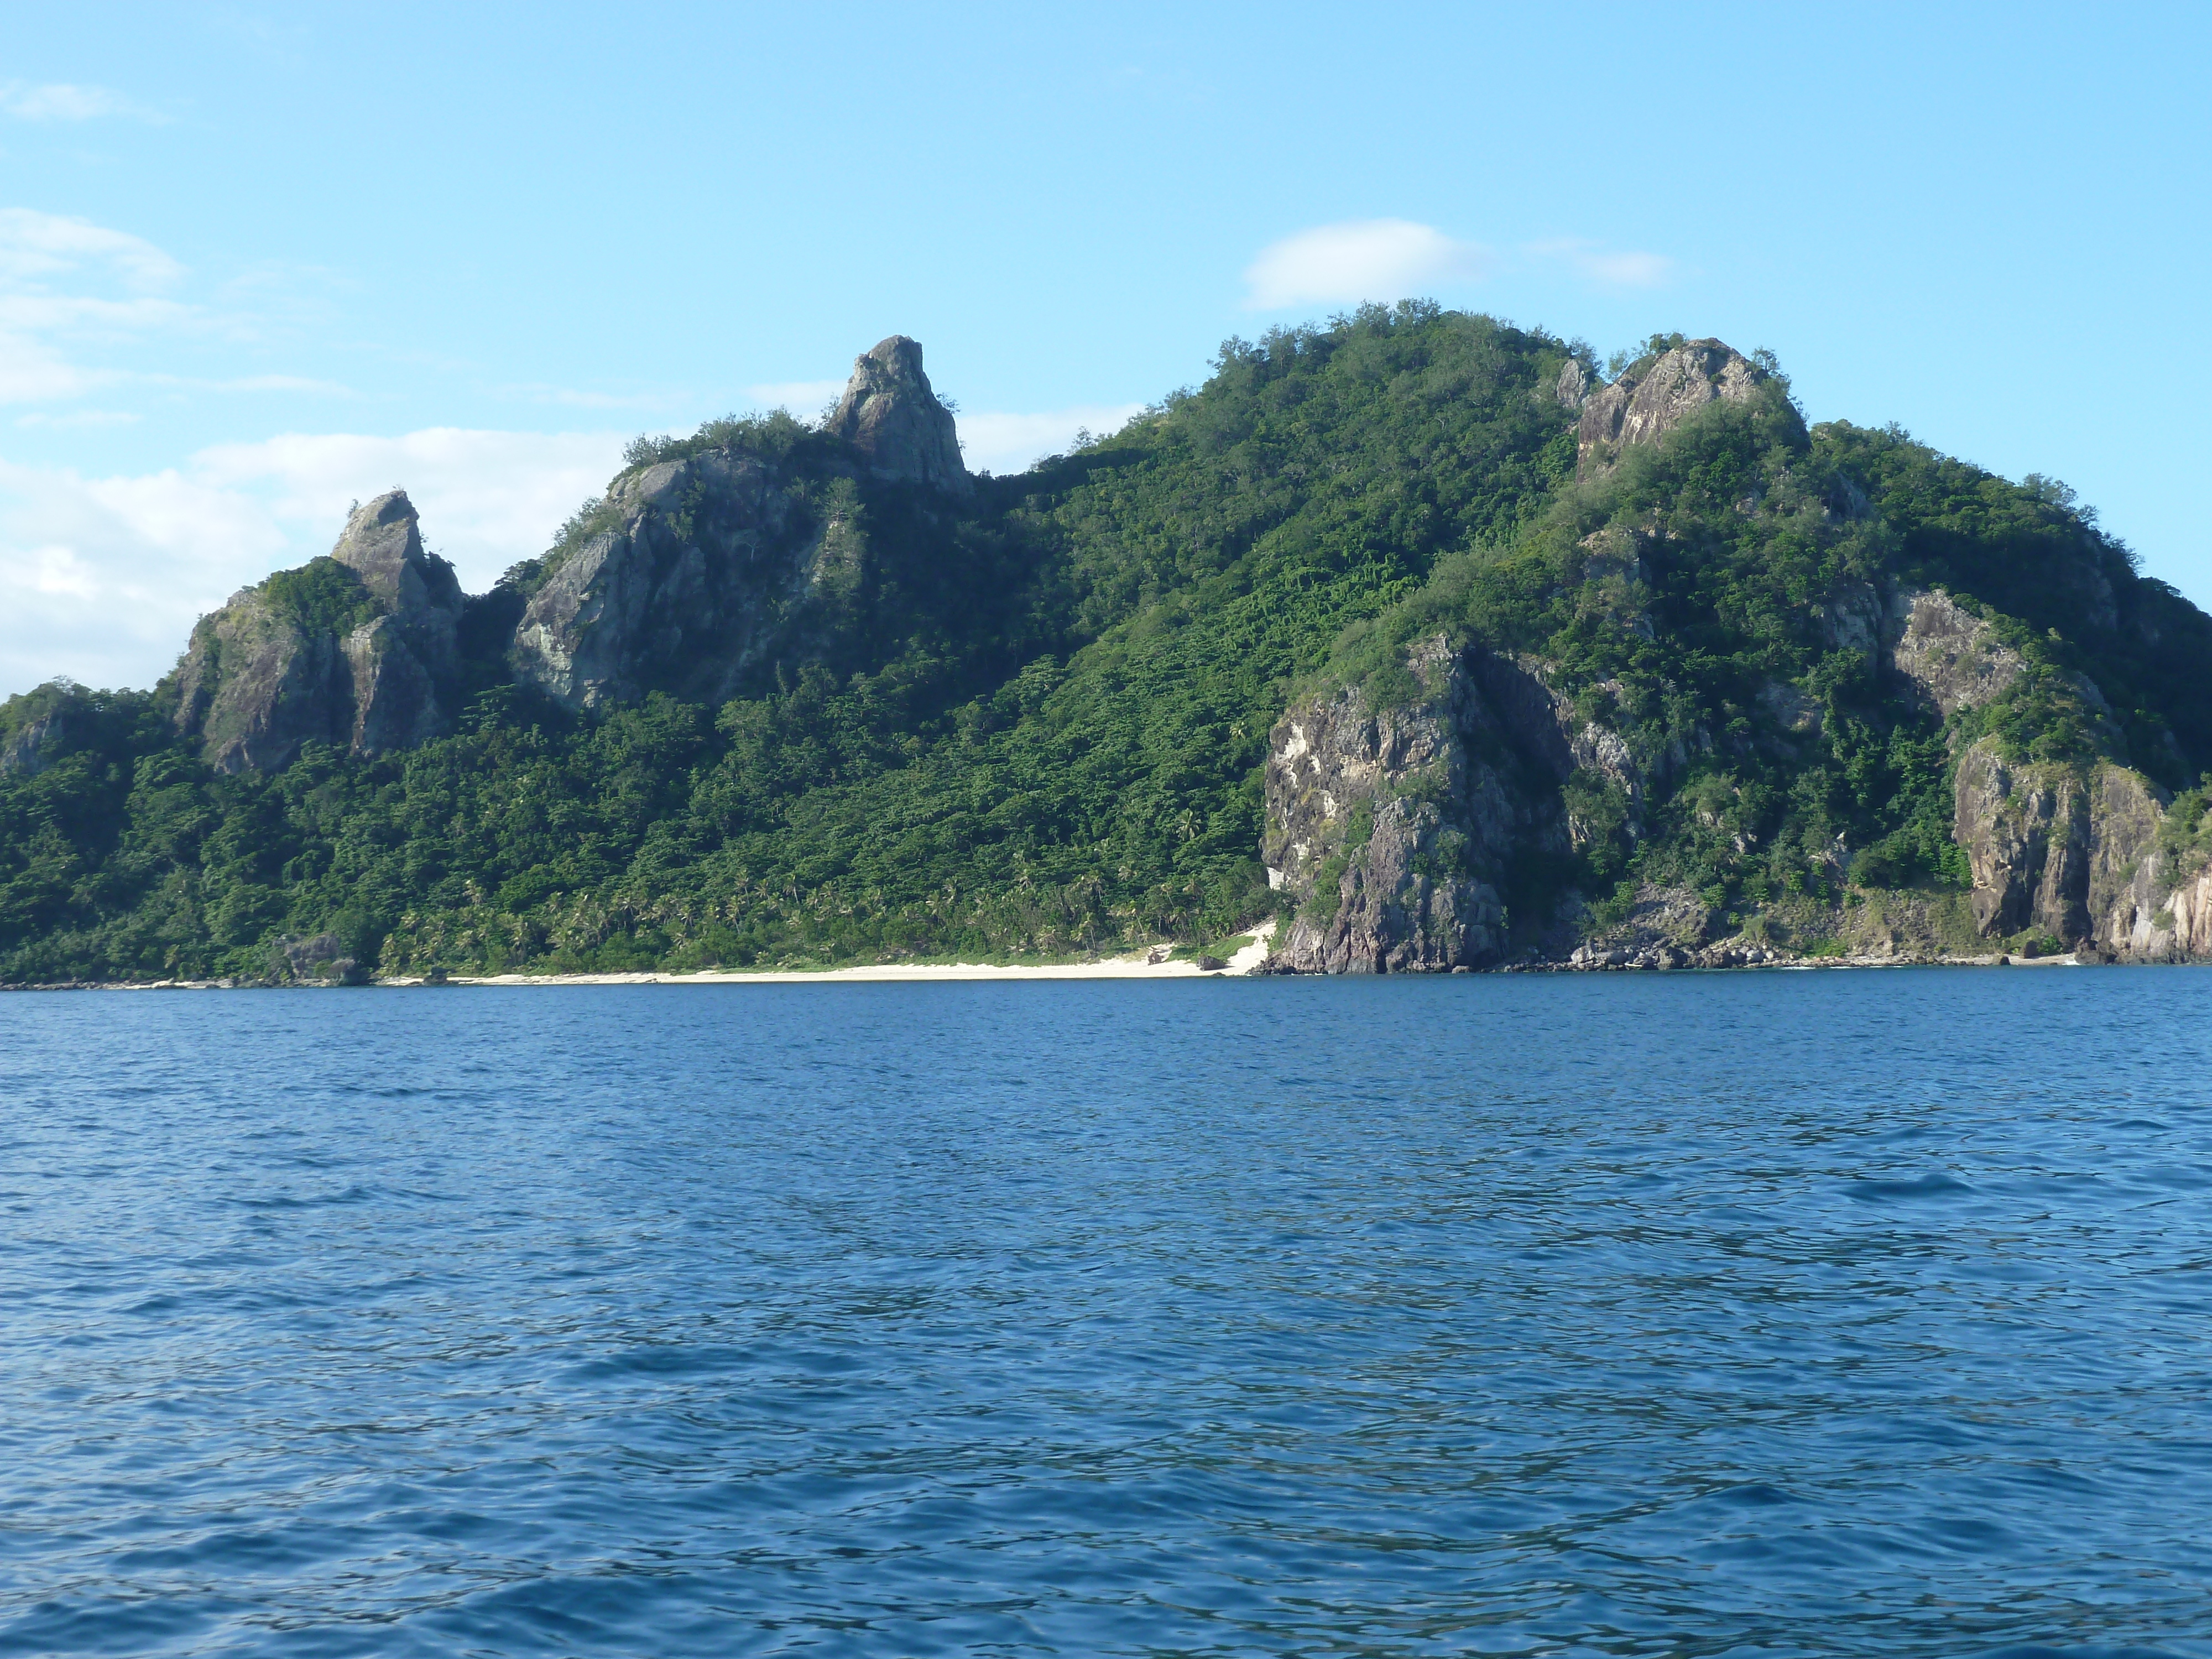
(509, 335, 968, 712)
(1887, 589, 2026, 718)
(826, 336, 969, 493)
(173, 491, 462, 773)
(1, 707, 64, 776)
(1576, 339, 1802, 476)
(509, 451, 856, 711)
(1950, 739, 2212, 957)
(1262, 637, 1642, 972)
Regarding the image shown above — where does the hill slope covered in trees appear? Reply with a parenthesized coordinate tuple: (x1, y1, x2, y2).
(2, 305, 2208, 982)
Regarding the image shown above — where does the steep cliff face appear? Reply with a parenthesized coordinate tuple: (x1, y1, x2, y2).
(1951, 740, 2212, 958)
(1880, 585, 2194, 958)
(1576, 339, 1803, 476)
(510, 336, 966, 712)
(509, 450, 847, 711)
(1258, 546, 2206, 972)
(1262, 638, 1643, 971)
(173, 492, 462, 773)
(2159, 865, 2212, 958)
(825, 335, 969, 493)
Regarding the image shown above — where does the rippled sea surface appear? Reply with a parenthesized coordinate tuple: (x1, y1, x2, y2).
(5, 971, 2212, 1657)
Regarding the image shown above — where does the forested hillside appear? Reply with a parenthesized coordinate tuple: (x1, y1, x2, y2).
(2, 304, 2208, 982)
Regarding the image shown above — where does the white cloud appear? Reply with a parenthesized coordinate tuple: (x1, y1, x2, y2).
(0, 82, 163, 123)
(0, 208, 197, 409)
(1243, 219, 1490, 311)
(0, 458, 292, 693)
(194, 429, 629, 590)
(1526, 238, 1675, 289)
(0, 207, 183, 290)
(957, 404, 1149, 476)
(0, 428, 630, 696)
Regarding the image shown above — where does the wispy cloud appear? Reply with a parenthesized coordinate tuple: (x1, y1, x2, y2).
(0, 428, 633, 695)
(1525, 238, 1675, 289)
(0, 208, 186, 404)
(200, 373, 356, 397)
(0, 207, 356, 410)
(492, 382, 672, 411)
(1241, 221, 1677, 312)
(1244, 220, 1490, 311)
(0, 81, 164, 123)
(0, 207, 183, 289)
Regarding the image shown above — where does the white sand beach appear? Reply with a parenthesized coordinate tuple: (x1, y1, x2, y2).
(418, 920, 1281, 987)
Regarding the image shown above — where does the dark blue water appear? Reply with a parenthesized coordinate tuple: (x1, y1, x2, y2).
(4, 971, 2211, 1657)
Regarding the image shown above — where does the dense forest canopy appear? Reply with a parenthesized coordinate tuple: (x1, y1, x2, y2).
(2, 303, 2207, 982)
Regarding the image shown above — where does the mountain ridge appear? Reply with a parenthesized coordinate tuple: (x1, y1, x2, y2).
(3, 306, 2208, 982)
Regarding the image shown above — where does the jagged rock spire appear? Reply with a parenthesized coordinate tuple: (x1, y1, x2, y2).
(171, 488, 462, 773)
(329, 489, 462, 616)
(826, 336, 970, 493)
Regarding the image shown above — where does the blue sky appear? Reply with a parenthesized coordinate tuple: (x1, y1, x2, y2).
(3, 1, 2207, 696)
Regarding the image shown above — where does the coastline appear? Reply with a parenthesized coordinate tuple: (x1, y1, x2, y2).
(434, 922, 1280, 987)
(28, 930, 2166, 992)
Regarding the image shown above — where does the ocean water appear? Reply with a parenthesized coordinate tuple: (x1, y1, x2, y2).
(3, 971, 2211, 1658)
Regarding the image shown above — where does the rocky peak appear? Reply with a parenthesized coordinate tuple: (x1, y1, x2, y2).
(329, 490, 462, 618)
(172, 488, 462, 773)
(1576, 338, 1794, 477)
(826, 336, 969, 493)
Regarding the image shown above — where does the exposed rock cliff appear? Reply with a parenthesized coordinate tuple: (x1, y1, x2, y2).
(1576, 338, 1802, 476)
(508, 450, 851, 711)
(1951, 739, 2212, 958)
(1263, 638, 1644, 971)
(173, 492, 462, 773)
(1259, 568, 2208, 971)
(1, 707, 64, 776)
(510, 336, 968, 712)
(826, 335, 969, 493)
(1887, 590, 2021, 717)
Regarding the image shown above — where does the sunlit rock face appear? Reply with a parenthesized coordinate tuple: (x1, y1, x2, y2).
(173, 491, 462, 773)
(507, 450, 838, 712)
(826, 335, 970, 494)
(1575, 338, 1802, 476)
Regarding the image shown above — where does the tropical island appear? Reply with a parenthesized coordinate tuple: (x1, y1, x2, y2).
(2, 305, 2208, 983)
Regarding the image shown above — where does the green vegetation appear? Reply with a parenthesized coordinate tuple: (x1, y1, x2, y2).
(2156, 781, 2212, 883)
(259, 557, 383, 640)
(1313, 352, 2208, 931)
(1, 305, 2206, 980)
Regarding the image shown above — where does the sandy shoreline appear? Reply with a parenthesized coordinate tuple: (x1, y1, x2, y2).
(30, 930, 2156, 991)
(53, 922, 1282, 991)
(429, 923, 1280, 986)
